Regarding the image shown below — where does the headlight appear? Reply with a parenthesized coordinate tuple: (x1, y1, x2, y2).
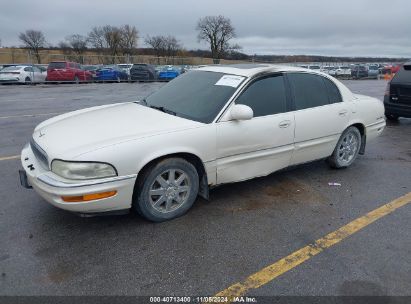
(51, 160, 117, 180)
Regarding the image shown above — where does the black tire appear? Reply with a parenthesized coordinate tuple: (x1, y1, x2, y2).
(327, 126, 361, 169)
(25, 77, 31, 84)
(386, 114, 399, 121)
(74, 76, 80, 84)
(134, 158, 199, 222)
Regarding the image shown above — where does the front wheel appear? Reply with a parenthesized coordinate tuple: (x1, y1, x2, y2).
(327, 126, 361, 169)
(134, 158, 199, 222)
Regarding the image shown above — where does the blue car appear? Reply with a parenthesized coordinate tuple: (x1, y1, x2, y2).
(95, 65, 129, 82)
(157, 66, 180, 81)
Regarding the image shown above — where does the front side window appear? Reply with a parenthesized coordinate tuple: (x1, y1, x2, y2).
(236, 75, 287, 117)
(288, 73, 329, 110)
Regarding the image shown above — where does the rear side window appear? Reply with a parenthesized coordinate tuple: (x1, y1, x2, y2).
(48, 62, 66, 69)
(236, 75, 287, 117)
(323, 78, 342, 103)
(24, 67, 33, 72)
(288, 73, 329, 110)
(392, 64, 411, 83)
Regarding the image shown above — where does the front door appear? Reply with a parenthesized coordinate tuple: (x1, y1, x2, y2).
(216, 74, 295, 184)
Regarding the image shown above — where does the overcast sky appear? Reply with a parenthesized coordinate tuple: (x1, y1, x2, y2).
(0, 0, 409, 57)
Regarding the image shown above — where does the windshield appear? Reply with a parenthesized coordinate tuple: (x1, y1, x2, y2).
(145, 71, 243, 123)
(48, 62, 66, 69)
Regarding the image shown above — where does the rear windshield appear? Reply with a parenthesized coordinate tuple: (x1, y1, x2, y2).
(392, 64, 411, 83)
(132, 65, 148, 70)
(48, 62, 66, 69)
(1, 66, 22, 71)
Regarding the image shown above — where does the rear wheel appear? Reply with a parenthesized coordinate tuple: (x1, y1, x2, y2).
(386, 114, 399, 121)
(134, 158, 199, 222)
(327, 126, 361, 169)
(25, 77, 32, 84)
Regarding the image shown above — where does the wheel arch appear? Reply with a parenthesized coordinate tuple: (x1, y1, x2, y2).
(133, 152, 209, 202)
(347, 122, 366, 155)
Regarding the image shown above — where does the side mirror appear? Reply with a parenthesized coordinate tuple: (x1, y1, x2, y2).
(229, 104, 253, 121)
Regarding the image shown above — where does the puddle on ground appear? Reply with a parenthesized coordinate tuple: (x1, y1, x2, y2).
(214, 177, 327, 213)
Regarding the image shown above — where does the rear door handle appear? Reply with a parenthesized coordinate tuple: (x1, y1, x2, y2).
(338, 110, 348, 116)
(279, 120, 291, 128)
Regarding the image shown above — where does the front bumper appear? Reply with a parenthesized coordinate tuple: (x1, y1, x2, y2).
(20, 143, 136, 213)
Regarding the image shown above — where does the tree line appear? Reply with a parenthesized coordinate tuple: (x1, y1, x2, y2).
(11, 15, 240, 64)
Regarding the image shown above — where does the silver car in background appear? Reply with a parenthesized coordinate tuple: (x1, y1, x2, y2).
(0, 65, 47, 84)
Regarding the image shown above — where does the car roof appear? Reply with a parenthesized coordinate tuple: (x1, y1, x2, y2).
(198, 63, 322, 77)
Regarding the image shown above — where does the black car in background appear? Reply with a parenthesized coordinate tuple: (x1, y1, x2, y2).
(351, 65, 368, 79)
(130, 64, 157, 81)
(384, 62, 411, 120)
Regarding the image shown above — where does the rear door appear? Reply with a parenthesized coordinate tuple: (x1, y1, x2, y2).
(216, 74, 295, 184)
(287, 72, 349, 165)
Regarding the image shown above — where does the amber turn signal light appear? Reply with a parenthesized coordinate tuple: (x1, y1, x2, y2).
(61, 191, 117, 202)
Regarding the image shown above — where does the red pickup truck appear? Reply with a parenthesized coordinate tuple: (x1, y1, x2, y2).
(46, 61, 93, 83)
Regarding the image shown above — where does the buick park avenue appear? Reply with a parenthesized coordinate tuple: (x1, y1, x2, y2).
(20, 64, 385, 222)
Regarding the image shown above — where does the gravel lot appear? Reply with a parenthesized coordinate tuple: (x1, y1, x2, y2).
(0, 80, 410, 298)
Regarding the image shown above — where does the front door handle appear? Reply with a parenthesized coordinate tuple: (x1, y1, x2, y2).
(279, 120, 291, 128)
(338, 109, 348, 116)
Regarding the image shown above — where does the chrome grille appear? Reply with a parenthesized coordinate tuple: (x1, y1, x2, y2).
(30, 138, 49, 169)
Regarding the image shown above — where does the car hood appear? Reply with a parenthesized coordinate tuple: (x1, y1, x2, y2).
(32, 102, 203, 160)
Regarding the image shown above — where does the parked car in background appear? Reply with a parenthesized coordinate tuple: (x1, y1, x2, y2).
(0, 65, 46, 84)
(117, 64, 133, 78)
(335, 66, 351, 78)
(384, 62, 411, 120)
(367, 65, 380, 79)
(95, 65, 129, 82)
(158, 65, 181, 81)
(46, 61, 93, 83)
(308, 65, 321, 72)
(351, 65, 368, 79)
(321, 66, 337, 76)
(20, 64, 385, 221)
(82, 65, 101, 80)
(130, 64, 157, 81)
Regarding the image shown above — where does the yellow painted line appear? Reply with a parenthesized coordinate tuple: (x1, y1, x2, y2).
(215, 192, 411, 300)
(0, 155, 20, 161)
(0, 112, 62, 119)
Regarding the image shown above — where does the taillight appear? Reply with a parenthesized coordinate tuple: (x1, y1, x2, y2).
(384, 82, 390, 96)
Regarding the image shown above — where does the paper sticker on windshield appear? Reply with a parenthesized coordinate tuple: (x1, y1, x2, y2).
(215, 75, 245, 88)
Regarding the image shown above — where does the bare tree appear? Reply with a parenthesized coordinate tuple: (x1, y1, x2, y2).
(196, 15, 236, 62)
(60, 34, 88, 63)
(18, 30, 47, 63)
(145, 35, 167, 63)
(102, 25, 122, 63)
(119, 25, 139, 58)
(164, 35, 182, 58)
(87, 26, 105, 52)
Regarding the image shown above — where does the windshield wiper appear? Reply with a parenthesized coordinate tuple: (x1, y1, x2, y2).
(149, 105, 177, 116)
(136, 99, 148, 105)
(135, 99, 177, 116)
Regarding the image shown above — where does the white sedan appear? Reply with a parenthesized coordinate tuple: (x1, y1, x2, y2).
(0, 65, 47, 84)
(20, 64, 386, 221)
